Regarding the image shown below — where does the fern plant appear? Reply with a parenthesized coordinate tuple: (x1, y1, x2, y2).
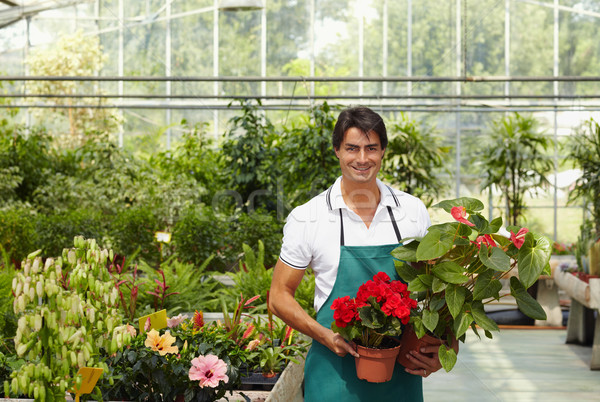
(137, 254, 225, 316)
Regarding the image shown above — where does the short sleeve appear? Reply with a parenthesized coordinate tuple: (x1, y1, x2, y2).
(279, 208, 312, 269)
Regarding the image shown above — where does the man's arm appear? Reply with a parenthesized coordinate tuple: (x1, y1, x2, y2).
(268, 258, 358, 358)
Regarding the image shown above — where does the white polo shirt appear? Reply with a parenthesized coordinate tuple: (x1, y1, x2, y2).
(279, 176, 431, 312)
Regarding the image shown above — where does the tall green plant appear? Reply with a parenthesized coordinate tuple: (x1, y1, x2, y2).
(221, 99, 280, 211)
(381, 113, 451, 207)
(279, 102, 340, 208)
(10, 237, 130, 400)
(566, 119, 600, 239)
(474, 113, 554, 226)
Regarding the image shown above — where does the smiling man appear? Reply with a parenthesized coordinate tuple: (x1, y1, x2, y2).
(268, 106, 442, 402)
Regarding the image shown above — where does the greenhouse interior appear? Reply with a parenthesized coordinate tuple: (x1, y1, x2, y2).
(0, 0, 599, 401)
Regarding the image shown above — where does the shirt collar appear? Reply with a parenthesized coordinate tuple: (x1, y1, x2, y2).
(326, 176, 400, 211)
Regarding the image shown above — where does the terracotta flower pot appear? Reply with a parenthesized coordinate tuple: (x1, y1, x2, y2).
(396, 325, 443, 370)
(354, 343, 401, 383)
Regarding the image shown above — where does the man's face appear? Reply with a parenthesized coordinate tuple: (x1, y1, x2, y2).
(334, 127, 385, 186)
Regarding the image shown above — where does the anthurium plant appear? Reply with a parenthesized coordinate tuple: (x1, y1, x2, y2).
(330, 272, 417, 348)
(392, 197, 552, 372)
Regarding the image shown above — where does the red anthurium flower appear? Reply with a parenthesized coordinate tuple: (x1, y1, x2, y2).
(451, 206, 475, 227)
(511, 228, 529, 249)
(476, 234, 497, 248)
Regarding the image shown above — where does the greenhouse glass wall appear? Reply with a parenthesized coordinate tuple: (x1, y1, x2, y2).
(1, 0, 600, 244)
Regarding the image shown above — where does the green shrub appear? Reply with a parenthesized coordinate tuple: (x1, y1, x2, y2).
(230, 210, 283, 269)
(111, 206, 161, 265)
(0, 206, 38, 266)
(172, 206, 229, 271)
(36, 208, 106, 257)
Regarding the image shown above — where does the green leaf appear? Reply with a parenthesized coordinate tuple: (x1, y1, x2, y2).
(432, 261, 469, 284)
(471, 301, 499, 333)
(394, 260, 418, 283)
(434, 197, 484, 213)
(445, 284, 467, 318)
(488, 217, 503, 233)
(452, 308, 473, 339)
(359, 306, 386, 330)
(438, 345, 457, 372)
(479, 245, 511, 272)
(510, 277, 547, 320)
(472, 269, 502, 300)
(470, 214, 490, 233)
(416, 230, 453, 261)
(392, 242, 419, 262)
(517, 232, 551, 288)
(411, 317, 425, 339)
(422, 309, 439, 332)
(432, 277, 447, 293)
(408, 274, 434, 292)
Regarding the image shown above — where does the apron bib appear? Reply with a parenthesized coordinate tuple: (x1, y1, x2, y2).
(304, 207, 423, 402)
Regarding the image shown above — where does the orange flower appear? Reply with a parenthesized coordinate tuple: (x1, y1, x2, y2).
(145, 329, 179, 356)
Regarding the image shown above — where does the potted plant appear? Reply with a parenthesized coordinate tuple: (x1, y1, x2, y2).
(330, 272, 417, 383)
(473, 112, 554, 227)
(392, 197, 551, 372)
(566, 119, 600, 277)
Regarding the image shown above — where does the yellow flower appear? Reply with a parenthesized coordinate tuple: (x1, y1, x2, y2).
(145, 329, 179, 356)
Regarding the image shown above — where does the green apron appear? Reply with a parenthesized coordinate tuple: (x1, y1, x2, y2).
(304, 207, 423, 402)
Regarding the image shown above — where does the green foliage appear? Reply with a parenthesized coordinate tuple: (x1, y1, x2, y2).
(172, 206, 229, 270)
(36, 208, 106, 258)
(220, 99, 280, 210)
(473, 113, 554, 226)
(9, 237, 129, 400)
(279, 102, 340, 208)
(173, 206, 283, 273)
(0, 207, 38, 267)
(110, 206, 161, 265)
(392, 197, 552, 371)
(230, 210, 283, 269)
(381, 113, 452, 207)
(566, 119, 600, 238)
(100, 324, 244, 402)
(149, 121, 224, 203)
(0, 256, 17, 347)
(0, 124, 55, 204)
(222, 241, 272, 314)
(138, 256, 225, 316)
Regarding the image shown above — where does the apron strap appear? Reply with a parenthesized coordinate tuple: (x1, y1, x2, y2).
(339, 209, 345, 246)
(338, 205, 402, 246)
(387, 206, 402, 243)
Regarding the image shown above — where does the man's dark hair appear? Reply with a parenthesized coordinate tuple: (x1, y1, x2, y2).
(332, 106, 387, 150)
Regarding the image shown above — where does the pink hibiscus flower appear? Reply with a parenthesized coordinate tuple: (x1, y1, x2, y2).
(451, 206, 475, 227)
(189, 354, 229, 388)
(510, 228, 529, 249)
(167, 313, 188, 328)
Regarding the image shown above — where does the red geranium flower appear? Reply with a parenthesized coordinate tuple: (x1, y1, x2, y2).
(331, 295, 359, 328)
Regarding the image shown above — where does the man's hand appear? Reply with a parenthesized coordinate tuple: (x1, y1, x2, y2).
(403, 336, 459, 378)
(402, 344, 442, 378)
(328, 332, 359, 358)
